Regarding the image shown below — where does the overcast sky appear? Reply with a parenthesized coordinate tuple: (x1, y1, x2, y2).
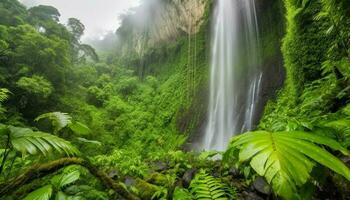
(19, 0, 141, 41)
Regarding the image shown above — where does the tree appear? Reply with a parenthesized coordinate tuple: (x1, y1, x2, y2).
(0, 0, 26, 26)
(67, 18, 85, 41)
(28, 5, 60, 22)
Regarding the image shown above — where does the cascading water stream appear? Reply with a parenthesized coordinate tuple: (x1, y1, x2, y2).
(200, 0, 261, 151)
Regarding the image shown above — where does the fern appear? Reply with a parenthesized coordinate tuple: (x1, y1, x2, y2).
(189, 170, 236, 200)
(322, 119, 350, 147)
(0, 88, 9, 102)
(35, 112, 72, 134)
(173, 187, 193, 200)
(0, 88, 10, 115)
(225, 131, 350, 199)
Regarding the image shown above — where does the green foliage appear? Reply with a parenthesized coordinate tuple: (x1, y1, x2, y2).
(0, 88, 10, 116)
(69, 122, 91, 136)
(28, 5, 61, 22)
(225, 130, 350, 199)
(94, 149, 149, 177)
(35, 112, 72, 134)
(0, 124, 79, 157)
(0, 0, 26, 26)
(17, 76, 54, 98)
(51, 170, 80, 188)
(23, 185, 53, 200)
(173, 187, 193, 200)
(67, 18, 85, 41)
(320, 119, 350, 148)
(23, 169, 83, 200)
(189, 170, 236, 200)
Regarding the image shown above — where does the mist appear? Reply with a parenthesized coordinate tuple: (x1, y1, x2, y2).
(19, 0, 141, 41)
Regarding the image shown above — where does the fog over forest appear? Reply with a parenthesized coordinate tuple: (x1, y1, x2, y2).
(20, 0, 140, 40)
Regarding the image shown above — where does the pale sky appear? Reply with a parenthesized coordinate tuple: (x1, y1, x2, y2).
(19, 0, 141, 40)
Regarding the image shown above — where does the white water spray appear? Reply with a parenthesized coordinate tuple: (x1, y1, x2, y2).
(200, 0, 261, 151)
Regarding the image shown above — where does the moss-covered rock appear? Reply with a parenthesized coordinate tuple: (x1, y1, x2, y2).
(145, 172, 169, 186)
(134, 178, 160, 200)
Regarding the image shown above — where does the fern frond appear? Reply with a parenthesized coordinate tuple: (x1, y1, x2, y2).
(35, 112, 72, 133)
(190, 170, 236, 200)
(322, 119, 350, 147)
(0, 88, 10, 103)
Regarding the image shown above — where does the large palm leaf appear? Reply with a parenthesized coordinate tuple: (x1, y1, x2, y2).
(0, 125, 78, 156)
(225, 131, 350, 199)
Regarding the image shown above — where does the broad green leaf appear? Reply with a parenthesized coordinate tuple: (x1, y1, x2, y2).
(51, 170, 80, 189)
(226, 131, 350, 199)
(76, 137, 101, 146)
(23, 185, 53, 200)
(69, 122, 91, 136)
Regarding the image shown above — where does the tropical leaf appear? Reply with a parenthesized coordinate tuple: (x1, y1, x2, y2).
(1, 125, 79, 156)
(35, 112, 72, 133)
(225, 131, 350, 199)
(55, 191, 85, 200)
(69, 122, 91, 136)
(51, 170, 80, 189)
(198, 150, 220, 160)
(189, 170, 236, 200)
(55, 191, 70, 200)
(76, 137, 101, 146)
(23, 185, 53, 200)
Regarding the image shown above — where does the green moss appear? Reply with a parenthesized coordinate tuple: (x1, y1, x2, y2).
(146, 172, 169, 186)
(260, 0, 350, 132)
(134, 179, 160, 200)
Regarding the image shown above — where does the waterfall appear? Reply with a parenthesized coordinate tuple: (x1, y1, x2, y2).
(200, 0, 261, 151)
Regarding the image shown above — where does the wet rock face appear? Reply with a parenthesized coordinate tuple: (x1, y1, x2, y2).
(181, 168, 198, 188)
(252, 177, 272, 195)
(117, 0, 208, 58)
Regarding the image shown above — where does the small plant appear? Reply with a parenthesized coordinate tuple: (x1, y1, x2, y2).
(23, 168, 82, 200)
(189, 170, 236, 200)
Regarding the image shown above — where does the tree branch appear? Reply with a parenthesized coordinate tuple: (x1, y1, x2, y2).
(0, 157, 140, 200)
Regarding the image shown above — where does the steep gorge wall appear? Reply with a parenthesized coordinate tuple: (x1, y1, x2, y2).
(116, 0, 207, 63)
(114, 0, 285, 143)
